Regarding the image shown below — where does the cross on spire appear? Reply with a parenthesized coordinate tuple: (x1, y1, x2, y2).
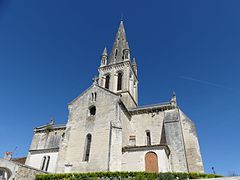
(121, 14, 124, 21)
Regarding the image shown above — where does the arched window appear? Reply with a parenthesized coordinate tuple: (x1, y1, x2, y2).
(94, 92, 97, 101)
(45, 156, 50, 171)
(89, 106, 96, 116)
(123, 50, 129, 60)
(84, 134, 92, 161)
(105, 75, 110, 89)
(0, 168, 12, 180)
(117, 72, 123, 91)
(40, 156, 46, 170)
(146, 130, 151, 146)
(91, 93, 94, 101)
(40, 156, 50, 171)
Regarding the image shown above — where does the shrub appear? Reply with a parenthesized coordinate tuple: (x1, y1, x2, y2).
(35, 172, 223, 180)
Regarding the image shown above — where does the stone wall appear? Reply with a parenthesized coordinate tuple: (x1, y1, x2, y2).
(25, 126, 65, 173)
(180, 110, 204, 173)
(98, 61, 138, 109)
(130, 112, 165, 146)
(164, 109, 188, 172)
(28, 128, 65, 151)
(122, 147, 170, 172)
(26, 151, 59, 173)
(0, 158, 46, 180)
(56, 85, 121, 173)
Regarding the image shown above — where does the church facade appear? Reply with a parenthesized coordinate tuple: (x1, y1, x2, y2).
(25, 21, 204, 174)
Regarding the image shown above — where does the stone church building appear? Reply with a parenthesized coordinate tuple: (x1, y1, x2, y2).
(1, 21, 204, 179)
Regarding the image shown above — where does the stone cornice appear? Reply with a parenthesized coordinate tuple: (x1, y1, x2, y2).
(122, 144, 170, 156)
(98, 60, 138, 81)
(29, 148, 59, 154)
(129, 102, 175, 115)
(34, 125, 66, 133)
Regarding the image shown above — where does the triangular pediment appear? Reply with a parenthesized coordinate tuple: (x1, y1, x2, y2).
(69, 84, 120, 106)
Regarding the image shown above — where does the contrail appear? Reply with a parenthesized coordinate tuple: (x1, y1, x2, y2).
(179, 76, 234, 91)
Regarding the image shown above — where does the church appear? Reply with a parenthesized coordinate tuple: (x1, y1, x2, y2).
(1, 21, 204, 178)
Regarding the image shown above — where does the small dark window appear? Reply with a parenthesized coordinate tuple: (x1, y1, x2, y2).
(124, 50, 129, 59)
(105, 75, 110, 89)
(84, 134, 92, 161)
(94, 92, 97, 101)
(91, 93, 94, 101)
(117, 72, 123, 91)
(146, 131, 151, 146)
(115, 49, 118, 57)
(129, 135, 136, 146)
(90, 92, 97, 101)
(89, 106, 96, 116)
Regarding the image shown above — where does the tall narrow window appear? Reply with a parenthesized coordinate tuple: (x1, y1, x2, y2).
(91, 93, 94, 101)
(94, 92, 97, 101)
(40, 156, 46, 170)
(146, 130, 151, 146)
(117, 72, 123, 91)
(115, 49, 118, 57)
(84, 134, 92, 161)
(45, 156, 50, 171)
(105, 75, 110, 89)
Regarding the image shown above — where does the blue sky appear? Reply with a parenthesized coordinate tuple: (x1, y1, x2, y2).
(0, 0, 240, 176)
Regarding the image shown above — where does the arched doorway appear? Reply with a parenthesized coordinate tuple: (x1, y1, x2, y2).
(145, 152, 159, 173)
(0, 167, 12, 180)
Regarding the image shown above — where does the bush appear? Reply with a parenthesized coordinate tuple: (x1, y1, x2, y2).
(35, 172, 223, 180)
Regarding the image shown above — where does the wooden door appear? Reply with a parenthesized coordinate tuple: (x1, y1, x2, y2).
(145, 152, 159, 173)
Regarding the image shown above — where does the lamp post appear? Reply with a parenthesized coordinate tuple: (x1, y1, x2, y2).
(212, 167, 216, 174)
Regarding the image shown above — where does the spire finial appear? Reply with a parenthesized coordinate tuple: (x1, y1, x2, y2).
(132, 57, 137, 65)
(121, 13, 123, 21)
(50, 117, 55, 125)
(173, 91, 176, 97)
(171, 91, 177, 107)
(102, 47, 108, 56)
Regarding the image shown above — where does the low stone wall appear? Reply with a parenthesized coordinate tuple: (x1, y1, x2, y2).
(0, 158, 46, 180)
(196, 177, 240, 180)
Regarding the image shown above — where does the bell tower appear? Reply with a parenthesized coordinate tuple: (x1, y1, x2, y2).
(98, 21, 138, 109)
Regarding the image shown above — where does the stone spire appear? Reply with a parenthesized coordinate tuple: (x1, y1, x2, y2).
(132, 57, 137, 65)
(102, 47, 108, 56)
(100, 47, 108, 66)
(132, 57, 138, 75)
(108, 21, 130, 64)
